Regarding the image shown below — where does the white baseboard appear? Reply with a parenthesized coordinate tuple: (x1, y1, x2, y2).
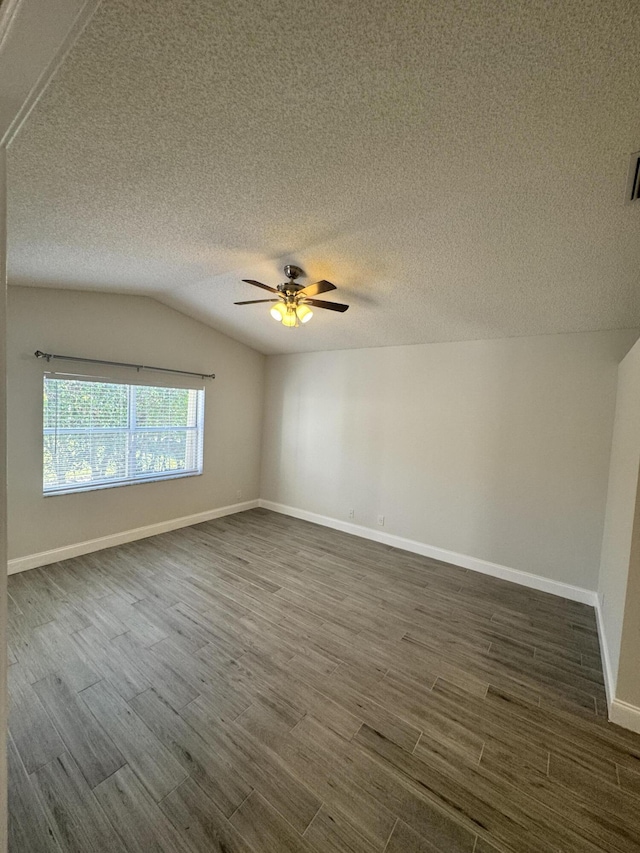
(593, 596, 640, 733)
(610, 698, 640, 735)
(261, 501, 640, 732)
(9, 496, 599, 604)
(259, 500, 598, 607)
(10, 496, 639, 732)
(7, 499, 260, 574)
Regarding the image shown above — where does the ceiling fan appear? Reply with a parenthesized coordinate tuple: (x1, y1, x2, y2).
(235, 265, 349, 327)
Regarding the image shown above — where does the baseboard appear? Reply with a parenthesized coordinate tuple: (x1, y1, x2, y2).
(10, 496, 635, 729)
(594, 596, 616, 709)
(610, 699, 640, 735)
(7, 499, 260, 574)
(259, 500, 598, 607)
(8, 496, 598, 604)
(593, 597, 640, 733)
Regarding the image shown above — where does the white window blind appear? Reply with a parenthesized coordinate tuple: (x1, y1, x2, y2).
(43, 377, 204, 495)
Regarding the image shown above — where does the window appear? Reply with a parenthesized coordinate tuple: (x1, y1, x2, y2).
(43, 377, 204, 495)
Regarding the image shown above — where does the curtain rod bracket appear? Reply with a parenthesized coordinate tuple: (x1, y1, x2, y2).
(34, 350, 215, 380)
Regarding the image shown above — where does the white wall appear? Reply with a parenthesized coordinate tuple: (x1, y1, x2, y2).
(7, 286, 265, 561)
(0, 145, 8, 853)
(261, 330, 638, 591)
(598, 338, 640, 686)
(616, 472, 640, 712)
(598, 338, 640, 710)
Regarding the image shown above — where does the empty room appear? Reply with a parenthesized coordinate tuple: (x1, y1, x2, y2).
(1, 0, 640, 851)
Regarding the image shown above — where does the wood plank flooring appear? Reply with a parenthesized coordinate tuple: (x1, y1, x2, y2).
(7, 507, 640, 852)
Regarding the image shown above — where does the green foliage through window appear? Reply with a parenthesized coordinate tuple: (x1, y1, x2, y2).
(43, 378, 204, 494)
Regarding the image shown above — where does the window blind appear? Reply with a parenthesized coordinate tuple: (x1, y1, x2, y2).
(43, 377, 204, 495)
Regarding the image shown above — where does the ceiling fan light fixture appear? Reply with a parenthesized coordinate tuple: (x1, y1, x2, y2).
(270, 302, 286, 322)
(296, 303, 313, 324)
(237, 266, 348, 327)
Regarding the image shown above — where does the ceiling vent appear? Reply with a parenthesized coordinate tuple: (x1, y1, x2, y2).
(626, 151, 640, 204)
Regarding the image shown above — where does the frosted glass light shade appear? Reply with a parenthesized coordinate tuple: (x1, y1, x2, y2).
(296, 304, 313, 323)
(282, 307, 297, 327)
(270, 302, 286, 321)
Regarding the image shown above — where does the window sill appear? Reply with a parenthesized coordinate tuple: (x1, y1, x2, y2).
(43, 469, 202, 497)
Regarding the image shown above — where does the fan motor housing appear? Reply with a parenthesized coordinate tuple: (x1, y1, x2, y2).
(279, 265, 305, 296)
(278, 282, 303, 295)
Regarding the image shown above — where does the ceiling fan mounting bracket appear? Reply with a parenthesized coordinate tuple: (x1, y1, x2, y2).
(283, 264, 303, 281)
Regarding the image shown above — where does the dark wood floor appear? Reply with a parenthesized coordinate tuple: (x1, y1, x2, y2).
(7, 508, 640, 852)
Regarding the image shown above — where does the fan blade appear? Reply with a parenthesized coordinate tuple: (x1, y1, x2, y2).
(298, 279, 336, 297)
(242, 278, 279, 294)
(234, 299, 280, 305)
(305, 298, 349, 313)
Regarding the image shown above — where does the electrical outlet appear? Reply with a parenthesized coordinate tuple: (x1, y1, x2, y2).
(377, 515, 385, 526)
(236, 489, 242, 500)
(348, 508, 355, 519)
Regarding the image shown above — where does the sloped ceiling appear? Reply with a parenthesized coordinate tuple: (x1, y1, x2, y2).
(7, 0, 640, 354)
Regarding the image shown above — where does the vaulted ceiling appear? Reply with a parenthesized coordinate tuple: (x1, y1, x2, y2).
(8, 0, 640, 354)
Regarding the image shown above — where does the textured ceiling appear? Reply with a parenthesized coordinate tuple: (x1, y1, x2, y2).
(7, 0, 640, 355)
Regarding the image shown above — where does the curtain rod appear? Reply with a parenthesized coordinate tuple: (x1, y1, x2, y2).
(34, 351, 215, 380)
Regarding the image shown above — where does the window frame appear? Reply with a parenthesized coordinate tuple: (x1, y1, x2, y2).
(42, 376, 205, 497)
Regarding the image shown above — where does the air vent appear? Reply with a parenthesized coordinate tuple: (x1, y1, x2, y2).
(626, 151, 640, 204)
